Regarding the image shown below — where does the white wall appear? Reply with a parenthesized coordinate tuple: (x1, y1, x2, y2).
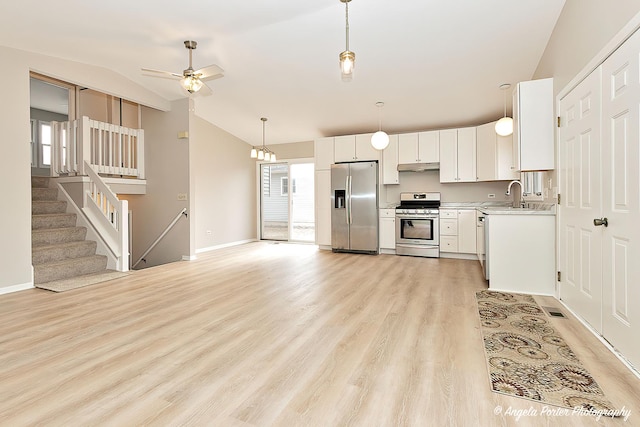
(122, 100, 191, 268)
(190, 115, 257, 252)
(534, 0, 640, 94)
(0, 50, 32, 292)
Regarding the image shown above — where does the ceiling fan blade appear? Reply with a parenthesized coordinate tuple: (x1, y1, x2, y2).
(194, 82, 213, 96)
(194, 64, 224, 81)
(141, 68, 183, 80)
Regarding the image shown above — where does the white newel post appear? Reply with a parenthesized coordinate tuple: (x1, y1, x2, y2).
(119, 199, 129, 272)
(78, 116, 91, 176)
(137, 129, 145, 179)
(50, 121, 60, 177)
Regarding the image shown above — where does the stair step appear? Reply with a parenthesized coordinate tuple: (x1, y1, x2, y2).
(34, 255, 108, 284)
(32, 187, 58, 201)
(32, 213, 77, 230)
(32, 240, 97, 265)
(31, 176, 50, 189)
(32, 226, 87, 246)
(32, 200, 68, 215)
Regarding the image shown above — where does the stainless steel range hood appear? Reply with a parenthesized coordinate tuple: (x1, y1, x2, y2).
(397, 162, 440, 172)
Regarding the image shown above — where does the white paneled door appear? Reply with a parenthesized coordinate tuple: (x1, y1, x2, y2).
(600, 29, 640, 369)
(558, 68, 603, 332)
(559, 27, 640, 370)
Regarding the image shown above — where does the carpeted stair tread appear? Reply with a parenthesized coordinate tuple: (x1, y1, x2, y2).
(35, 270, 129, 292)
(32, 226, 87, 246)
(31, 176, 50, 188)
(32, 240, 97, 265)
(32, 212, 77, 230)
(32, 187, 58, 201)
(34, 255, 108, 284)
(32, 200, 67, 215)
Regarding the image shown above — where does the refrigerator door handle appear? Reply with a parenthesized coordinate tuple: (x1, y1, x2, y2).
(345, 176, 350, 224)
(348, 175, 353, 224)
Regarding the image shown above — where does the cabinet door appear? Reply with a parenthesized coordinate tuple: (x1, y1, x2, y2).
(315, 170, 332, 246)
(496, 133, 518, 180)
(440, 235, 458, 252)
(439, 129, 458, 182)
(382, 134, 399, 184)
(355, 133, 379, 161)
(476, 122, 497, 181)
(457, 209, 477, 253)
(515, 78, 554, 171)
(398, 133, 419, 164)
(379, 216, 396, 249)
(314, 137, 334, 170)
(334, 135, 356, 162)
(457, 127, 477, 182)
(418, 131, 439, 163)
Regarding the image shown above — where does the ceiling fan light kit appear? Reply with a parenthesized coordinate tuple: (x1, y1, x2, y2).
(141, 40, 224, 96)
(339, 0, 355, 82)
(495, 83, 514, 136)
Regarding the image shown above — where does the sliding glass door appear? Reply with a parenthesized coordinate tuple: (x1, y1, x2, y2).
(260, 161, 315, 242)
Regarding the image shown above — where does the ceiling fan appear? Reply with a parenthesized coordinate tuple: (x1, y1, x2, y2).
(142, 40, 224, 95)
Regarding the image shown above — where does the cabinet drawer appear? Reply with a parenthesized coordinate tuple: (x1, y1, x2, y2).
(440, 235, 458, 252)
(440, 219, 458, 235)
(379, 209, 396, 218)
(439, 209, 458, 219)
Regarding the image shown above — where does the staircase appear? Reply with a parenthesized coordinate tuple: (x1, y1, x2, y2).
(31, 177, 108, 285)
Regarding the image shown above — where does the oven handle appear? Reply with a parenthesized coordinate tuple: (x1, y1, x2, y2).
(395, 214, 440, 220)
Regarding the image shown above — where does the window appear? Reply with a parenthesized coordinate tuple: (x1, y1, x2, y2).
(40, 121, 52, 167)
(281, 177, 288, 195)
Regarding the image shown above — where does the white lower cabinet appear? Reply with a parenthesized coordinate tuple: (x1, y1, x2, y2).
(440, 209, 476, 254)
(379, 209, 396, 251)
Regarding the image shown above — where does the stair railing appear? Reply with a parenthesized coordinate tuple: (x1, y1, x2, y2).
(51, 116, 145, 179)
(83, 161, 129, 271)
(132, 208, 187, 269)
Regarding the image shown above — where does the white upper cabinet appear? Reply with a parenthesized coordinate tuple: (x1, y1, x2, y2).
(398, 131, 439, 164)
(314, 137, 334, 170)
(512, 78, 554, 171)
(334, 134, 380, 162)
(440, 127, 476, 183)
(476, 121, 518, 181)
(382, 134, 399, 184)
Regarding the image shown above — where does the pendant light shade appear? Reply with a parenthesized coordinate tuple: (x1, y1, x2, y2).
(371, 102, 389, 150)
(495, 83, 513, 136)
(257, 149, 264, 160)
(339, 0, 355, 82)
(250, 148, 258, 158)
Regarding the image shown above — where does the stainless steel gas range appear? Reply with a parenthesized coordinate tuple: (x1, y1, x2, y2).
(395, 192, 441, 258)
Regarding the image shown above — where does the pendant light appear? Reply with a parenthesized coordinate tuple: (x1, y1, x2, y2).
(253, 117, 276, 163)
(371, 101, 390, 150)
(339, 0, 355, 82)
(495, 83, 513, 136)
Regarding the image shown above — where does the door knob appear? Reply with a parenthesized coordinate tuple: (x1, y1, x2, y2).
(593, 217, 608, 227)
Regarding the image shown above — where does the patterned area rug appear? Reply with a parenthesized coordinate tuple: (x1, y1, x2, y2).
(476, 290, 617, 412)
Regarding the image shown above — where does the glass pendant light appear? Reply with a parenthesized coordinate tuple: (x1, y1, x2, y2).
(250, 147, 258, 158)
(339, 0, 355, 82)
(371, 101, 390, 150)
(495, 83, 513, 136)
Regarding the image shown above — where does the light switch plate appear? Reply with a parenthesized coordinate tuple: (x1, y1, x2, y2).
(177, 193, 188, 201)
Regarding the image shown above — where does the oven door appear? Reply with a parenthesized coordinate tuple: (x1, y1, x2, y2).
(395, 214, 440, 246)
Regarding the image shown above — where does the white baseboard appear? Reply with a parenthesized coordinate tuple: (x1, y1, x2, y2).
(557, 299, 640, 380)
(380, 249, 396, 255)
(0, 281, 35, 295)
(195, 239, 257, 254)
(182, 255, 197, 261)
(440, 252, 478, 261)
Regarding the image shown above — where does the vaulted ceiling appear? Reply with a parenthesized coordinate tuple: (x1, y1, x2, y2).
(1, 0, 565, 146)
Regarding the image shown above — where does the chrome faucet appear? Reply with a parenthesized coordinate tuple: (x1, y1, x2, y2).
(505, 180, 525, 208)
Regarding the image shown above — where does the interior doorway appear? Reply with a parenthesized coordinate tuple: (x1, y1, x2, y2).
(260, 161, 315, 242)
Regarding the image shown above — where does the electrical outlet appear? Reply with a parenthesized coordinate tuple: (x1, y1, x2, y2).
(488, 194, 496, 199)
(206, 230, 212, 235)
(177, 193, 188, 201)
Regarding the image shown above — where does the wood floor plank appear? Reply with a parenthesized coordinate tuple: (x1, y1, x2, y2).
(0, 242, 638, 426)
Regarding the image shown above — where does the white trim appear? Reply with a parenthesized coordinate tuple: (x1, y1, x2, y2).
(558, 10, 640, 100)
(182, 255, 197, 261)
(439, 252, 477, 261)
(558, 299, 640, 380)
(195, 239, 257, 254)
(0, 282, 35, 295)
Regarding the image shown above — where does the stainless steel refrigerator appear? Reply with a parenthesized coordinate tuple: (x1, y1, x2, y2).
(331, 161, 379, 254)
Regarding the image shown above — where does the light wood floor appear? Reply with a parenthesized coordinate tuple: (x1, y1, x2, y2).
(1, 242, 638, 426)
